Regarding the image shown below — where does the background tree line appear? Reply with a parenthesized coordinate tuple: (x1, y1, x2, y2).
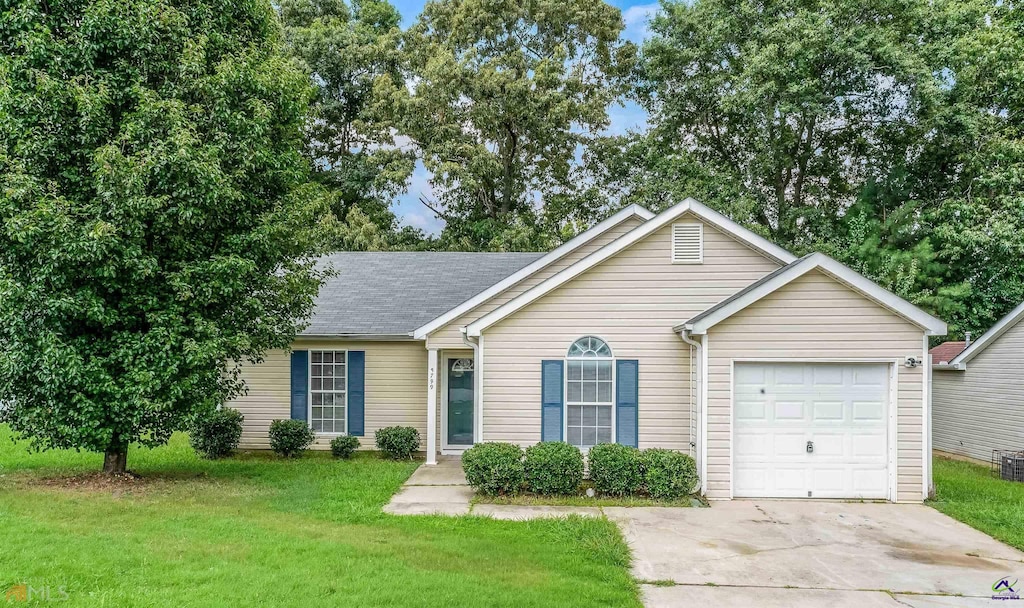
(1, 0, 1018, 471)
(285, 0, 1024, 339)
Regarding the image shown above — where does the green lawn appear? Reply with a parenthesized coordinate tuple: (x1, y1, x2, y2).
(930, 456, 1024, 551)
(0, 427, 639, 607)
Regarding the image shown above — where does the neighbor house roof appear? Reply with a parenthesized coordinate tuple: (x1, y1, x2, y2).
(674, 252, 948, 336)
(302, 252, 544, 337)
(929, 341, 967, 365)
(466, 198, 798, 337)
(940, 299, 1024, 369)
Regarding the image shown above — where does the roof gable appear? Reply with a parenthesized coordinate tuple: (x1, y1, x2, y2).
(466, 198, 797, 337)
(412, 204, 654, 339)
(947, 300, 1024, 367)
(676, 253, 947, 336)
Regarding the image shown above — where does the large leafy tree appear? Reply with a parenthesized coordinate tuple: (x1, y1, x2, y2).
(640, 0, 936, 248)
(910, 0, 1024, 335)
(280, 0, 414, 240)
(377, 0, 636, 250)
(0, 0, 333, 473)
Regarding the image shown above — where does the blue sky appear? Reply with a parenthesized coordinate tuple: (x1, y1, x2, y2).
(388, 0, 660, 235)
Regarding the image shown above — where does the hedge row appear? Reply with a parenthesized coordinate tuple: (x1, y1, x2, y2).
(461, 441, 699, 499)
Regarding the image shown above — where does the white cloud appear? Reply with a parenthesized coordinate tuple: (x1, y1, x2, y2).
(621, 3, 660, 43)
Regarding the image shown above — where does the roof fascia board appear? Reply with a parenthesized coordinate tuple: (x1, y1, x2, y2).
(296, 333, 417, 341)
(681, 253, 947, 336)
(951, 300, 1024, 365)
(683, 260, 819, 334)
(411, 204, 653, 339)
(468, 197, 798, 337)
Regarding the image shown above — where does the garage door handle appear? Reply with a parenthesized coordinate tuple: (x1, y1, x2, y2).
(806, 441, 814, 454)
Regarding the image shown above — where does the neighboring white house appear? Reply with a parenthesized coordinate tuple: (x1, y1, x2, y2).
(229, 198, 947, 502)
(932, 301, 1024, 463)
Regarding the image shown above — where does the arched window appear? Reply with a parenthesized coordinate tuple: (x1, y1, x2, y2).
(566, 336, 614, 449)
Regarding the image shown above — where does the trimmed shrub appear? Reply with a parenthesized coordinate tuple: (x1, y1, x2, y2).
(375, 426, 420, 460)
(588, 443, 643, 496)
(268, 419, 316, 458)
(641, 448, 699, 499)
(462, 442, 525, 495)
(524, 441, 584, 495)
(330, 435, 360, 459)
(190, 407, 244, 459)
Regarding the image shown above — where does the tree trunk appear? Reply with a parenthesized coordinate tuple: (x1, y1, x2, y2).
(102, 448, 128, 474)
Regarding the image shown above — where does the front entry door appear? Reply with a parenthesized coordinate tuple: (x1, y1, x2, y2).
(447, 358, 474, 446)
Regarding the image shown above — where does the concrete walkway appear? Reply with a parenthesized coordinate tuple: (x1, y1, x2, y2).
(383, 457, 601, 519)
(608, 500, 1024, 607)
(385, 463, 1024, 607)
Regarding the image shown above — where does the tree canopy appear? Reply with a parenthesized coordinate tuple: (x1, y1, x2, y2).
(0, 0, 334, 472)
(374, 0, 637, 250)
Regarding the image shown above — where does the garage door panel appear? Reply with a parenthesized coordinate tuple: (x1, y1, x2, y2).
(852, 401, 885, 421)
(772, 432, 809, 457)
(812, 366, 844, 387)
(734, 467, 767, 493)
(734, 432, 766, 456)
(734, 362, 890, 500)
(809, 432, 846, 457)
(773, 468, 807, 493)
(774, 401, 804, 419)
(812, 401, 844, 421)
(851, 433, 887, 459)
(811, 467, 847, 492)
(774, 366, 806, 386)
(735, 400, 767, 420)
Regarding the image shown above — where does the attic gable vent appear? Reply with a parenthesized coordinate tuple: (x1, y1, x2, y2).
(671, 223, 703, 264)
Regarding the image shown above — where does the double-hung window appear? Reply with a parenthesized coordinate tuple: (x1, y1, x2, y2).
(566, 336, 614, 449)
(310, 350, 347, 433)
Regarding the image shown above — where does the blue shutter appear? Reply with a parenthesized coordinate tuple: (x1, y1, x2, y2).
(541, 360, 564, 442)
(290, 350, 308, 422)
(347, 351, 365, 436)
(616, 359, 639, 447)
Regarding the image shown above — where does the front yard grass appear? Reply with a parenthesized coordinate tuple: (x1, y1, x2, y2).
(0, 426, 640, 607)
(929, 456, 1024, 551)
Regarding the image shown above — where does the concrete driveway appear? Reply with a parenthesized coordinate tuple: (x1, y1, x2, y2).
(605, 501, 1024, 607)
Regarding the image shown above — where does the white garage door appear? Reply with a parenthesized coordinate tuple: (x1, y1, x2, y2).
(733, 362, 890, 499)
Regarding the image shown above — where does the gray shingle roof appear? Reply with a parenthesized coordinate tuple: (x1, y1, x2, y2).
(302, 252, 546, 336)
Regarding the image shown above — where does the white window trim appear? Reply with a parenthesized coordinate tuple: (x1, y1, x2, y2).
(308, 349, 349, 436)
(563, 336, 616, 449)
(671, 222, 704, 264)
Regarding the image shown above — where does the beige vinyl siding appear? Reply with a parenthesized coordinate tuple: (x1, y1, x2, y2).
(426, 215, 645, 350)
(481, 214, 780, 451)
(230, 340, 429, 450)
(933, 320, 1024, 462)
(706, 270, 927, 502)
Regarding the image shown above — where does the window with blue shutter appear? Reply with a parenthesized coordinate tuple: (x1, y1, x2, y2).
(347, 351, 365, 436)
(615, 359, 639, 447)
(541, 360, 564, 441)
(290, 350, 308, 422)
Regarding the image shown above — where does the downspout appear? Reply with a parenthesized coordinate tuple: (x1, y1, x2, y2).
(462, 328, 482, 444)
(679, 328, 706, 496)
